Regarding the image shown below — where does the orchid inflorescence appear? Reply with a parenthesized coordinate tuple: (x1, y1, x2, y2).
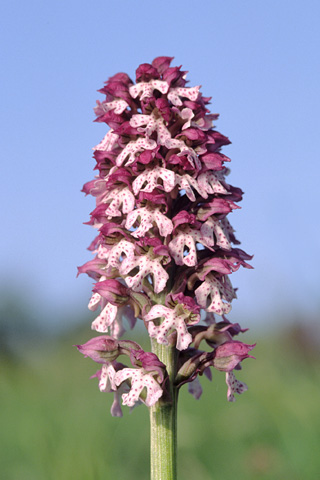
(77, 57, 254, 416)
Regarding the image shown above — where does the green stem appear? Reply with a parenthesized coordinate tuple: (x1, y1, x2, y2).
(150, 340, 178, 480)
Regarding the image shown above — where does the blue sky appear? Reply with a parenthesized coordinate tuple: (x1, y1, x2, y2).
(1, 0, 319, 328)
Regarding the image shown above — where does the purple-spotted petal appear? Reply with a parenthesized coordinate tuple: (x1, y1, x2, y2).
(116, 137, 157, 166)
(104, 187, 135, 217)
(94, 98, 129, 115)
(94, 130, 119, 152)
(167, 86, 200, 106)
(120, 253, 169, 294)
(125, 206, 173, 238)
(98, 239, 135, 270)
(114, 368, 163, 407)
(195, 274, 236, 315)
(144, 304, 196, 351)
(201, 217, 232, 250)
(129, 79, 169, 100)
(132, 166, 176, 194)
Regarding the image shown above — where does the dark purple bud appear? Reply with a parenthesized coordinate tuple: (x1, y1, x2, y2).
(136, 63, 160, 82)
(207, 131, 231, 148)
(95, 109, 127, 129)
(105, 168, 133, 189)
(113, 121, 140, 137)
(177, 128, 207, 145)
(172, 211, 196, 230)
(163, 66, 187, 86)
(137, 191, 168, 208)
(197, 198, 238, 222)
(135, 149, 156, 165)
(166, 153, 195, 171)
(99, 222, 131, 241)
(152, 56, 174, 75)
(86, 203, 110, 225)
(107, 72, 133, 85)
(199, 152, 230, 171)
(100, 81, 132, 103)
(137, 237, 162, 248)
(197, 258, 241, 281)
(155, 97, 172, 122)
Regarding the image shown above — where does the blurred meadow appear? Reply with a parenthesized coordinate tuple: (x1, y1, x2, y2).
(1, 305, 320, 480)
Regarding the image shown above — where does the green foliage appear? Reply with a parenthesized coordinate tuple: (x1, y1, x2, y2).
(1, 327, 320, 480)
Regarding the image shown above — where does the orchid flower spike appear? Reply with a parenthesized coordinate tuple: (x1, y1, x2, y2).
(77, 56, 254, 414)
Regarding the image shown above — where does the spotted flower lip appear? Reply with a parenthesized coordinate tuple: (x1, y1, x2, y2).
(130, 349, 166, 383)
(114, 368, 163, 407)
(144, 303, 200, 351)
(78, 56, 253, 411)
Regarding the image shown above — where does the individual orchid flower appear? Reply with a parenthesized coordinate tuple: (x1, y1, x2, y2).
(95, 363, 117, 391)
(93, 240, 135, 276)
(94, 98, 129, 115)
(91, 304, 136, 338)
(191, 320, 246, 349)
(200, 216, 232, 250)
(94, 130, 119, 152)
(130, 112, 173, 146)
(197, 170, 229, 196)
(103, 186, 135, 217)
(92, 363, 125, 417)
(167, 85, 200, 106)
(132, 165, 176, 194)
(125, 206, 173, 238)
(165, 138, 201, 170)
(112, 349, 165, 408)
(168, 213, 219, 266)
(144, 302, 200, 351)
(88, 279, 135, 337)
(174, 173, 205, 200)
(116, 137, 157, 166)
(114, 367, 163, 407)
(195, 273, 236, 315)
(120, 249, 169, 294)
(129, 79, 169, 100)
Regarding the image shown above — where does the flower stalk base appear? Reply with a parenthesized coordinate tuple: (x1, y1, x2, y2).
(150, 341, 177, 480)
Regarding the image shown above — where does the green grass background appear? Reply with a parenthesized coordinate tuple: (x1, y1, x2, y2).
(1, 322, 320, 480)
